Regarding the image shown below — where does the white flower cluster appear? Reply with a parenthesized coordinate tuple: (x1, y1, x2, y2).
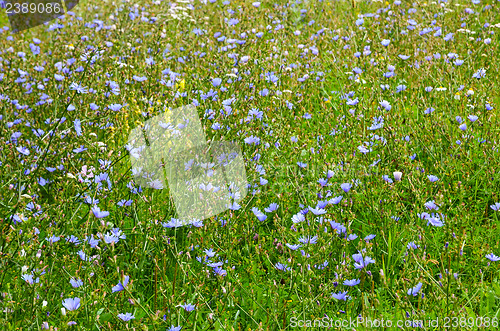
(167, 0, 196, 23)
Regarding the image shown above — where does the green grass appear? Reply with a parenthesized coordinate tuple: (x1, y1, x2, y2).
(0, 0, 500, 329)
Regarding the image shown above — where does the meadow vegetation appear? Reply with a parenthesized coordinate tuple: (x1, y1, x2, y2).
(0, 0, 500, 329)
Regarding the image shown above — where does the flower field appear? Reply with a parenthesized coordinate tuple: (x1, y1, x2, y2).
(0, 0, 500, 329)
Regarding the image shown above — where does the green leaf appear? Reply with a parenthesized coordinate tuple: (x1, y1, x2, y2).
(99, 313, 113, 322)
